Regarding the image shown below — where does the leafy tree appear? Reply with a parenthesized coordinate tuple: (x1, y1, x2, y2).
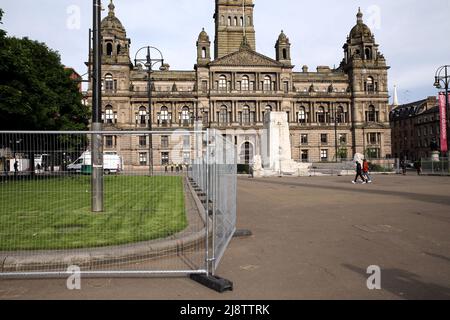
(0, 9, 90, 173)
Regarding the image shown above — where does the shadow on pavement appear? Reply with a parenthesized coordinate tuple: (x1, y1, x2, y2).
(249, 178, 450, 208)
(342, 263, 450, 300)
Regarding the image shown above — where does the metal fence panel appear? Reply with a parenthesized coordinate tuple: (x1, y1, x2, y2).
(0, 131, 210, 277)
(421, 158, 450, 176)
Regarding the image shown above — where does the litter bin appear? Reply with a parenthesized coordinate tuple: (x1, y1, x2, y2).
(81, 164, 92, 175)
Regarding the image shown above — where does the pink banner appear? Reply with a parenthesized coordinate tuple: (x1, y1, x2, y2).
(439, 93, 448, 153)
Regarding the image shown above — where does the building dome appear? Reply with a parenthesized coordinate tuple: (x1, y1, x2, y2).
(277, 30, 288, 43)
(349, 8, 372, 39)
(198, 28, 210, 42)
(101, 0, 126, 35)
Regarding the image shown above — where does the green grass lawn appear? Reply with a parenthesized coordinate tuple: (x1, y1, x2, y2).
(0, 175, 187, 250)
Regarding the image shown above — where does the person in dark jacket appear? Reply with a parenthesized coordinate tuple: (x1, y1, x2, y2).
(352, 161, 367, 184)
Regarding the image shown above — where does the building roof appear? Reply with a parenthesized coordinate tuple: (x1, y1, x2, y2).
(390, 98, 437, 121)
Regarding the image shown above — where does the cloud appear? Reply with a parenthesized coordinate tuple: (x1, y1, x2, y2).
(1, 0, 449, 102)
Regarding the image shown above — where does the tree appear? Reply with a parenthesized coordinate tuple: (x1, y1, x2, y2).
(0, 9, 90, 173)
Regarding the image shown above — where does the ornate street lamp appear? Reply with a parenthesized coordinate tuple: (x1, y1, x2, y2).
(134, 46, 166, 176)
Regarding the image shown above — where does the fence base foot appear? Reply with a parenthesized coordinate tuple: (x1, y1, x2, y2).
(233, 229, 253, 238)
(190, 273, 233, 293)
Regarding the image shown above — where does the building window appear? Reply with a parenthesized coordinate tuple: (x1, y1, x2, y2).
(317, 107, 325, 123)
(161, 136, 169, 149)
(284, 81, 289, 93)
(183, 135, 190, 148)
(366, 105, 378, 122)
(366, 148, 380, 159)
(105, 74, 115, 92)
(160, 106, 169, 124)
(321, 134, 328, 145)
(138, 106, 147, 125)
(139, 153, 147, 166)
(298, 107, 307, 123)
(242, 106, 250, 124)
(104, 106, 116, 124)
(339, 133, 347, 145)
(183, 152, 190, 164)
(181, 107, 190, 125)
(240, 16, 244, 27)
(161, 152, 169, 166)
(105, 136, 115, 148)
(106, 43, 113, 56)
(219, 105, 228, 124)
(321, 150, 328, 162)
(301, 150, 309, 162)
(218, 75, 227, 91)
(228, 17, 231, 26)
(234, 17, 238, 26)
(139, 136, 146, 147)
(367, 133, 381, 145)
(263, 76, 272, 91)
(241, 76, 249, 91)
(365, 76, 375, 92)
(301, 134, 308, 145)
(336, 106, 345, 123)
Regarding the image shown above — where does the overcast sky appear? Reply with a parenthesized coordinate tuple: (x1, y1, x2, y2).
(1, 0, 449, 103)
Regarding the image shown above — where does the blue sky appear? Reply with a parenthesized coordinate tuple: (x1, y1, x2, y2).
(1, 0, 449, 103)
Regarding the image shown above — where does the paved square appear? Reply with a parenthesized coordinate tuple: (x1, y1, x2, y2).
(1, 175, 450, 299)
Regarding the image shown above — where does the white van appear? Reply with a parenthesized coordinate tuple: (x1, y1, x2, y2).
(67, 151, 123, 174)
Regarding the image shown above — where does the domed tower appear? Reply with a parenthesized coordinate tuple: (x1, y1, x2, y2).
(342, 8, 391, 159)
(275, 30, 291, 66)
(101, 0, 130, 65)
(197, 28, 211, 66)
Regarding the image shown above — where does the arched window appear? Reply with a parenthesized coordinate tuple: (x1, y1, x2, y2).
(219, 105, 228, 124)
(241, 76, 249, 91)
(366, 76, 375, 92)
(242, 106, 250, 124)
(317, 106, 325, 123)
(106, 43, 113, 56)
(104, 106, 114, 124)
(181, 107, 190, 125)
(365, 47, 372, 60)
(240, 17, 244, 27)
(263, 76, 272, 91)
(138, 106, 147, 125)
(241, 142, 254, 165)
(234, 17, 238, 26)
(228, 17, 232, 26)
(160, 106, 169, 124)
(247, 16, 252, 26)
(221, 15, 225, 25)
(105, 73, 114, 92)
(202, 47, 207, 59)
(283, 48, 287, 60)
(298, 107, 307, 124)
(218, 75, 227, 91)
(117, 44, 121, 55)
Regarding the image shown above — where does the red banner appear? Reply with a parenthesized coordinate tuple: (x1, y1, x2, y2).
(439, 93, 448, 153)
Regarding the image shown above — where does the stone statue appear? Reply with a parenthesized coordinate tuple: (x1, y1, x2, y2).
(252, 155, 262, 171)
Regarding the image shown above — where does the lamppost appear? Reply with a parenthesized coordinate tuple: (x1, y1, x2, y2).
(134, 46, 165, 176)
(434, 65, 450, 157)
(333, 105, 338, 163)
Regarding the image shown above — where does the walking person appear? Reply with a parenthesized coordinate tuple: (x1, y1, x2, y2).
(352, 160, 367, 184)
(400, 160, 407, 175)
(14, 160, 19, 177)
(362, 159, 372, 183)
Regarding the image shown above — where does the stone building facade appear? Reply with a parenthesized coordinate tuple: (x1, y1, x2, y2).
(390, 97, 440, 161)
(86, 0, 392, 169)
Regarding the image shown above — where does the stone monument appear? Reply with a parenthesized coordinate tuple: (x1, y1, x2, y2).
(253, 112, 311, 177)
